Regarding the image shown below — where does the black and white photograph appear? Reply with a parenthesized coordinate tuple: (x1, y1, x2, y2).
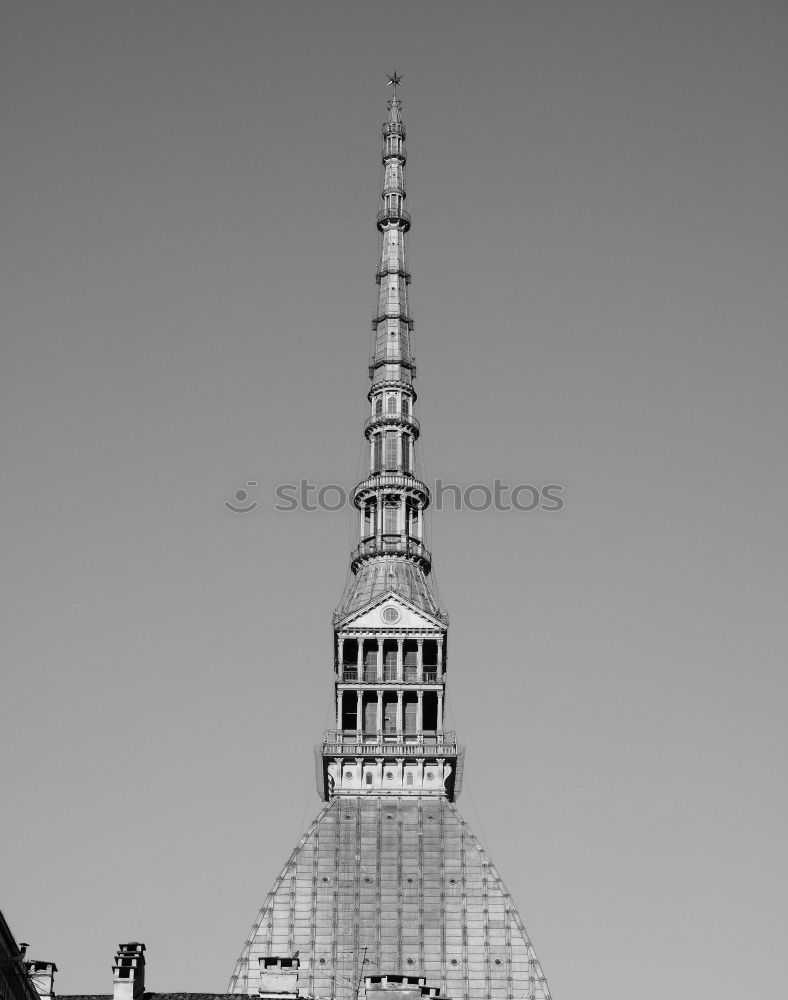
(2, 4, 786, 1000)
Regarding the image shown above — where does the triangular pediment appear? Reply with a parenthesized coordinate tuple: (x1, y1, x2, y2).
(336, 590, 444, 632)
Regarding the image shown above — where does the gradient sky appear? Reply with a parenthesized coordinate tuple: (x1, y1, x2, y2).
(2, 3, 787, 1000)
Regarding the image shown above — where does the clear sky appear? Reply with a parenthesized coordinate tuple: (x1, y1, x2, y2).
(2, 3, 786, 1000)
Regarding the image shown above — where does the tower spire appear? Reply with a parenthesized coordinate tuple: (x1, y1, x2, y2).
(229, 79, 553, 1000)
(319, 80, 457, 802)
(334, 76, 440, 621)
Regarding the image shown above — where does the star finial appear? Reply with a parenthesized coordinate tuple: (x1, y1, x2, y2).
(386, 72, 403, 95)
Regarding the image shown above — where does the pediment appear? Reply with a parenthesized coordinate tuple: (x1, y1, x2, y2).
(336, 591, 444, 632)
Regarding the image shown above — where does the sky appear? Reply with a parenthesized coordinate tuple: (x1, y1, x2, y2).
(1, 2, 787, 999)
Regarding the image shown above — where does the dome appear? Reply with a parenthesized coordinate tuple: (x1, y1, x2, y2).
(229, 796, 550, 1000)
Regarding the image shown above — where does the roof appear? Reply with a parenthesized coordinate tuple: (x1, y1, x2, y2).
(336, 558, 447, 622)
(229, 795, 551, 1000)
(60, 995, 238, 1000)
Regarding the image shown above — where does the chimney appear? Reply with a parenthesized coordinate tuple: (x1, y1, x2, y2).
(112, 943, 145, 1000)
(257, 955, 299, 998)
(25, 960, 58, 1000)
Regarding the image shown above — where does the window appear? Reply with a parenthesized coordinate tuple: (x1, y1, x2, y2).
(384, 502, 398, 535)
(401, 435, 410, 474)
(363, 697, 377, 731)
(387, 395, 397, 414)
(384, 432, 398, 470)
(404, 697, 418, 733)
(402, 396, 410, 417)
(375, 397, 383, 416)
(384, 649, 397, 681)
(365, 772, 373, 786)
(373, 434, 382, 472)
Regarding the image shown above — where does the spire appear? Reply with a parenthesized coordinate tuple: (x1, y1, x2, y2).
(229, 79, 552, 1000)
(320, 78, 457, 804)
(335, 76, 444, 622)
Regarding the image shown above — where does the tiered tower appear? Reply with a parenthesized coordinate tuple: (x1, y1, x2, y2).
(229, 78, 552, 1000)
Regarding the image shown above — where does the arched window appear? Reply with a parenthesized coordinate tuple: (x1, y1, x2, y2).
(402, 396, 410, 417)
(375, 396, 383, 416)
(387, 395, 397, 414)
(401, 434, 411, 474)
(373, 434, 382, 473)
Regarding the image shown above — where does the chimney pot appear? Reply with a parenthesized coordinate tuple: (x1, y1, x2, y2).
(113, 943, 145, 1000)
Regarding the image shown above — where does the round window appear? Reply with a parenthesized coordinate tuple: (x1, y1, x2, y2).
(381, 606, 400, 624)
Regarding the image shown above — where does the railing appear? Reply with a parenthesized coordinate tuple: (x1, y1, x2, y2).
(377, 207, 411, 229)
(340, 668, 443, 685)
(353, 472, 429, 498)
(350, 535, 431, 568)
(323, 730, 458, 756)
(364, 410, 420, 436)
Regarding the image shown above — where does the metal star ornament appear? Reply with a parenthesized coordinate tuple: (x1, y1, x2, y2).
(386, 72, 403, 93)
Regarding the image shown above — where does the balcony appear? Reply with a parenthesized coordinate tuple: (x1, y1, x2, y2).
(350, 535, 431, 572)
(322, 730, 458, 757)
(364, 410, 420, 438)
(376, 207, 411, 231)
(353, 473, 429, 504)
(339, 668, 443, 685)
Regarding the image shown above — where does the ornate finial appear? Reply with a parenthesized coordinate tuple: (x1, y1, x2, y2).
(386, 71, 403, 95)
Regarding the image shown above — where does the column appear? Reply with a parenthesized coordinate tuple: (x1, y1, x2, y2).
(336, 690, 342, 732)
(416, 506, 423, 539)
(396, 690, 403, 735)
(337, 636, 344, 674)
(356, 690, 362, 735)
(376, 496, 383, 543)
(376, 690, 383, 736)
(357, 639, 364, 680)
(416, 758, 425, 787)
(397, 430, 403, 470)
(437, 691, 444, 736)
(437, 637, 444, 679)
(334, 758, 343, 790)
(397, 638, 404, 681)
(416, 639, 423, 682)
(376, 637, 383, 682)
(355, 757, 364, 791)
(417, 690, 423, 741)
(375, 757, 384, 789)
